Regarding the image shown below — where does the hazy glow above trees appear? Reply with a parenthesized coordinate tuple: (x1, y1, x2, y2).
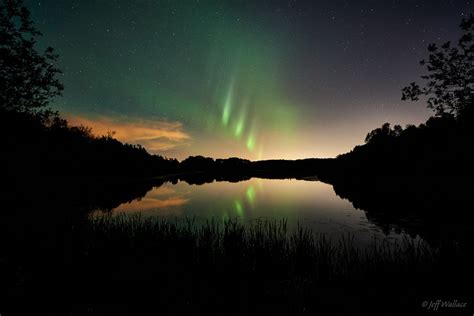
(25, 0, 470, 160)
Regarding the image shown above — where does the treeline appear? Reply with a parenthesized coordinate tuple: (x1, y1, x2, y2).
(332, 112, 474, 176)
(1, 109, 180, 177)
(1, 105, 335, 180)
(179, 156, 332, 177)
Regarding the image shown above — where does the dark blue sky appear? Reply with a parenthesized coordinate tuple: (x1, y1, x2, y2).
(25, 0, 473, 159)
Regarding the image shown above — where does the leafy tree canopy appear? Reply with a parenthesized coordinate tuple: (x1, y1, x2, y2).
(364, 122, 403, 144)
(0, 0, 63, 117)
(402, 14, 473, 118)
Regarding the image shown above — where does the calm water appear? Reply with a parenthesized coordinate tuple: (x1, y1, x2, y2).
(105, 178, 420, 245)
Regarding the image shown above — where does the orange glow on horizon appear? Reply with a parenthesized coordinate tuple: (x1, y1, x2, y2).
(67, 115, 190, 153)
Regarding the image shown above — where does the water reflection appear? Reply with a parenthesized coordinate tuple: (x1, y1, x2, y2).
(115, 186, 189, 215)
(326, 175, 474, 245)
(107, 178, 415, 245)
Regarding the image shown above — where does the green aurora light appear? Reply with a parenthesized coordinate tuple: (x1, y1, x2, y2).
(25, 0, 448, 160)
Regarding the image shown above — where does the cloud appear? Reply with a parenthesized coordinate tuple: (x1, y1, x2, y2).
(66, 115, 191, 153)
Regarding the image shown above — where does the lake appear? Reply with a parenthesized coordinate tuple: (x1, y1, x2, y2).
(102, 178, 420, 245)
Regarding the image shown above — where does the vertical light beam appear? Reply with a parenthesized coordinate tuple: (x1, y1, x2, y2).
(246, 133, 256, 151)
(246, 186, 256, 204)
(234, 115, 245, 137)
(234, 200, 243, 216)
(222, 80, 234, 126)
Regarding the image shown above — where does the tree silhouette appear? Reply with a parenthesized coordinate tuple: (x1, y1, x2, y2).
(0, 0, 63, 116)
(364, 122, 403, 144)
(402, 14, 473, 118)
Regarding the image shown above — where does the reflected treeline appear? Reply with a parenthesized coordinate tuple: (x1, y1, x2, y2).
(6, 162, 471, 249)
(2, 176, 159, 214)
(320, 175, 474, 245)
(1, 159, 328, 221)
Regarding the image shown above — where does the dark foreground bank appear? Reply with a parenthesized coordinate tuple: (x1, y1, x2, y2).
(2, 215, 473, 315)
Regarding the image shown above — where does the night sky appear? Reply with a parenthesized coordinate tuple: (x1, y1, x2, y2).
(25, 0, 472, 160)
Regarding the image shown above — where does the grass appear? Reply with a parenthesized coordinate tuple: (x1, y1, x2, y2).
(3, 213, 473, 315)
(82, 214, 440, 279)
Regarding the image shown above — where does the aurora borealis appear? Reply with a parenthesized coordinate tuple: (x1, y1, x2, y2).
(25, 0, 471, 160)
